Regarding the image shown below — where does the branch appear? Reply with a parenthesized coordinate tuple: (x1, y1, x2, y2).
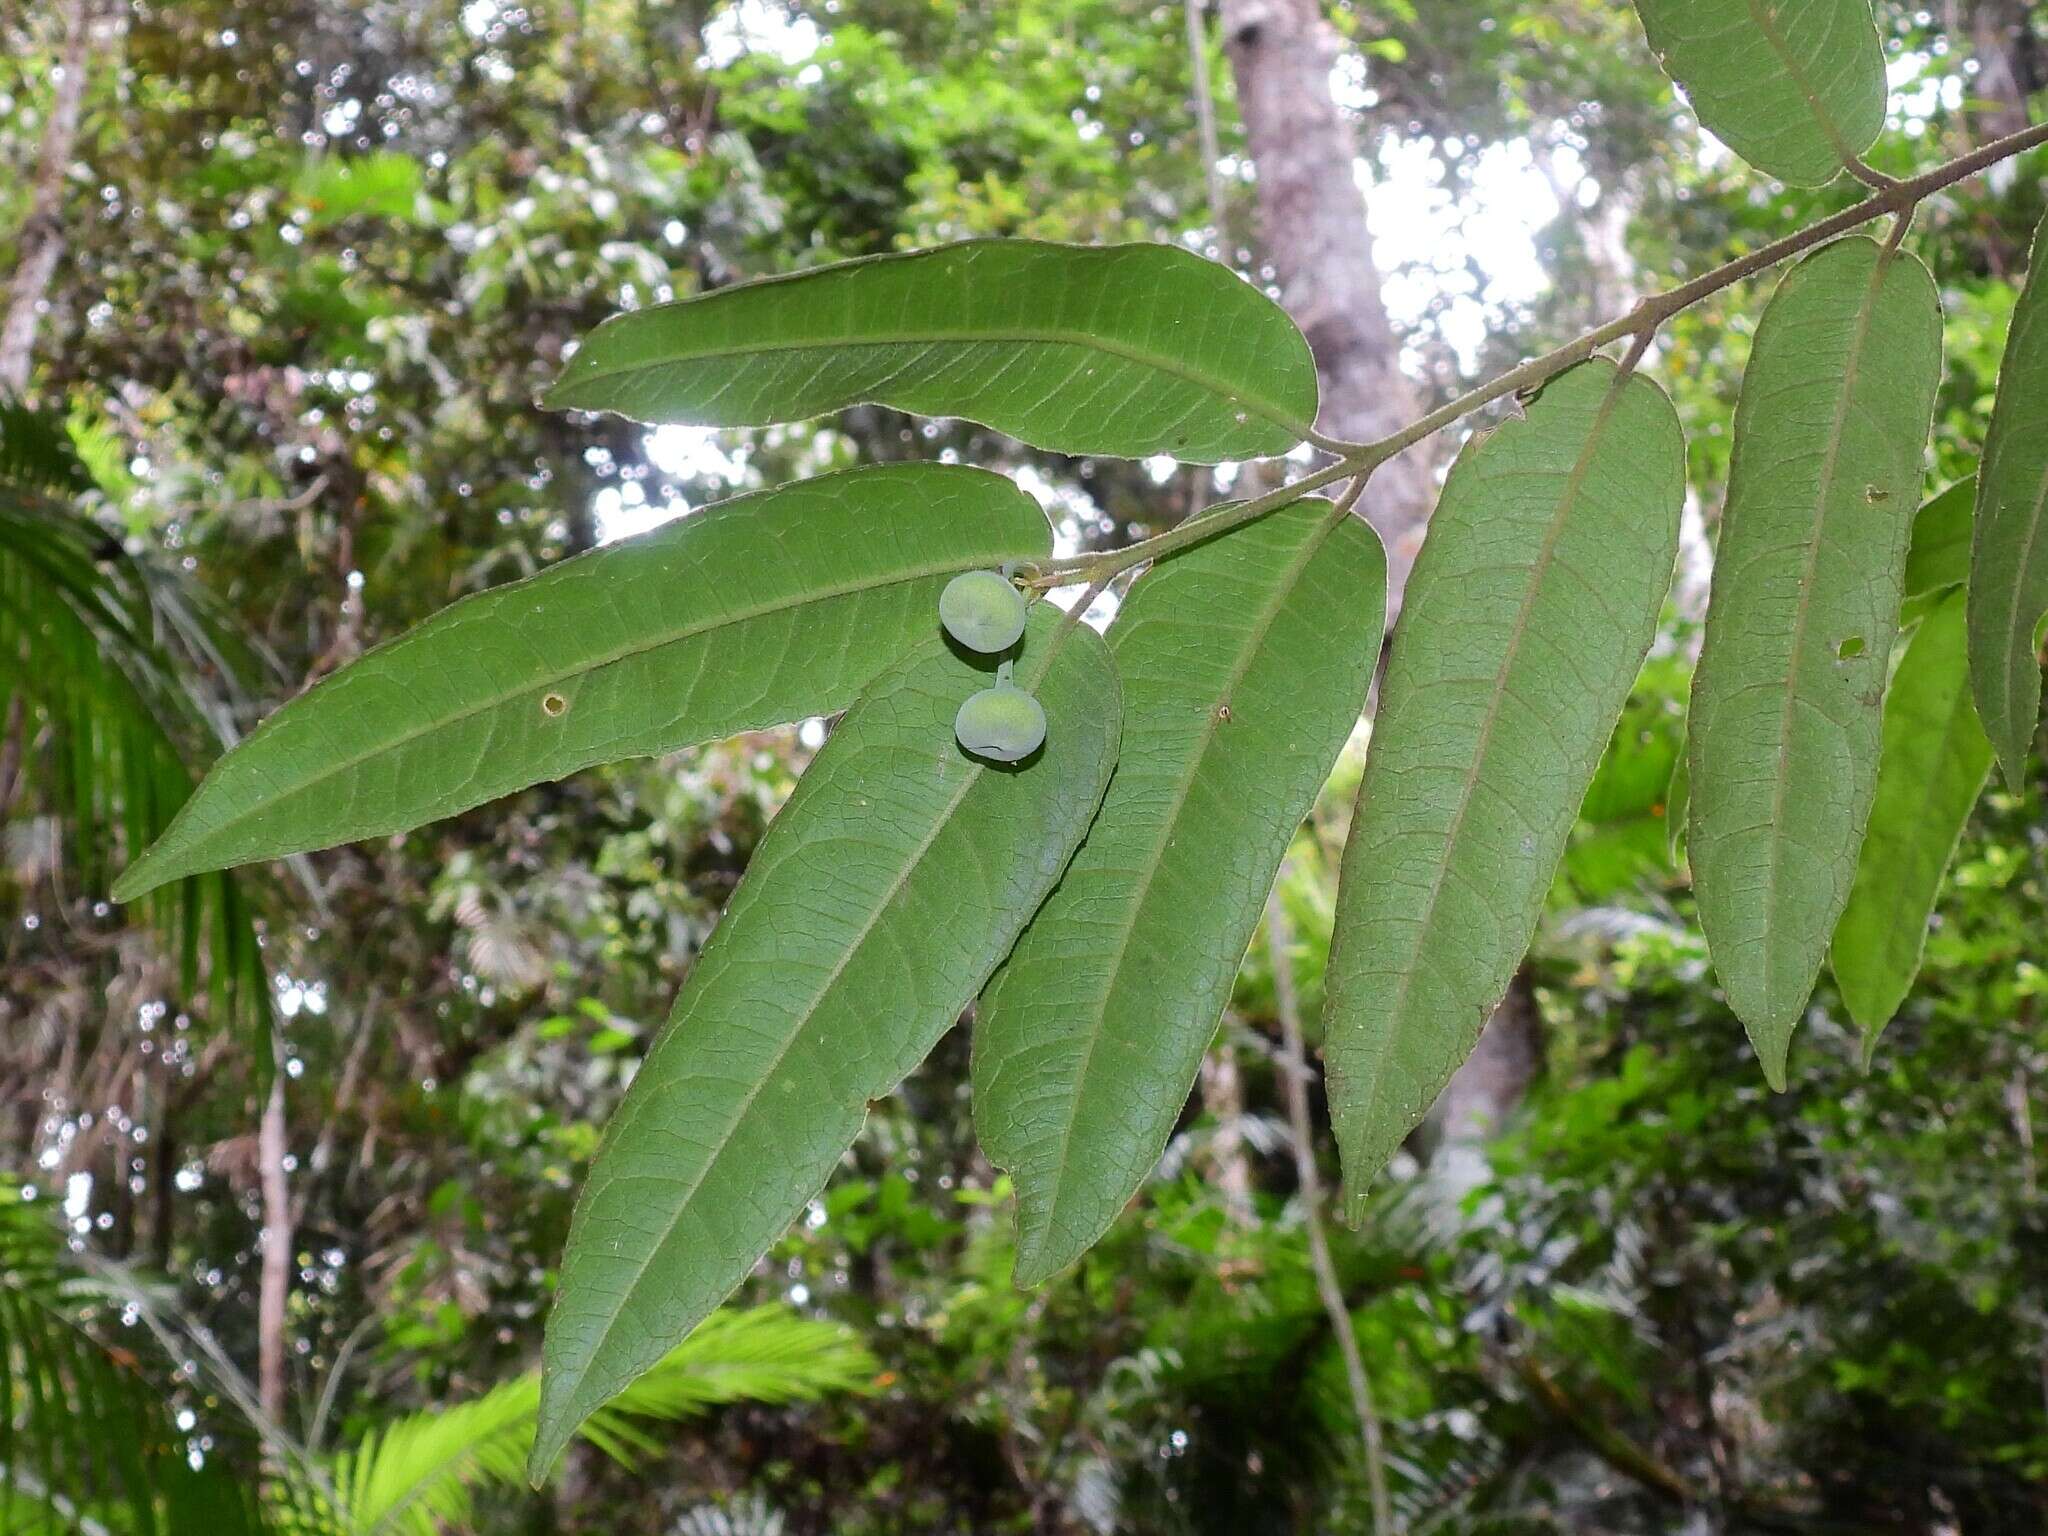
(1033, 117, 2048, 590)
(257, 1065, 292, 1424)
(1513, 1353, 1691, 1506)
(1183, 0, 1228, 241)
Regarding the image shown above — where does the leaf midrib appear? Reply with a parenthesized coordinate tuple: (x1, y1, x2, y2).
(1348, 373, 1633, 1179)
(554, 328, 1312, 440)
(1742, 0, 1867, 174)
(1025, 514, 1334, 1248)
(149, 549, 1014, 864)
(1757, 250, 1889, 996)
(1990, 455, 2048, 733)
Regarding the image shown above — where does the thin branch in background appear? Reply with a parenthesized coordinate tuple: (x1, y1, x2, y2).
(257, 1063, 292, 1424)
(1512, 1351, 1692, 1508)
(0, 0, 99, 395)
(293, 988, 380, 1226)
(2007, 1058, 2048, 1431)
(306, 1312, 379, 1454)
(1265, 885, 1393, 1531)
(1183, 0, 1228, 244)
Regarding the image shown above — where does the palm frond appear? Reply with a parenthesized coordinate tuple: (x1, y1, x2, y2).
(0, 1189, 270, 1536)
(318, 1306, 873, 1536)
(0, 402, 92, 499)
(0, 402, 271, 1043)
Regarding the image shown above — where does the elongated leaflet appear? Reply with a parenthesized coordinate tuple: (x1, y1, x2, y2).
(1831, 592, 1993, 1053)
(1967, 211, 2048, 785)
(116, 465, 1050, 899)
(546, 240, 1319, 462)
(1324, 360, 1685, 1214)
(1688, 237, 1943, 1085)
(974, 500, 1386, 1283)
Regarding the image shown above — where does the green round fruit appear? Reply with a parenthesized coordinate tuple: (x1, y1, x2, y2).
(938, 570, 1029, 654)
(954, 683, 1046, 763)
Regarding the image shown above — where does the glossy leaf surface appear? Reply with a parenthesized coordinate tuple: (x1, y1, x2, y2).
(1323, 360, 1685, 1214)
(1968, 211, 2048, 785)
(530, 605, 1119, 1476)
(1631, 0, 1886, 186)
(545, 241, 1318, 462)
(1687, 238, 1942, 1085)
(116, 465, 1050, 899)
(973, 501, 1386, 1283)
(1830, 593, 1992, 1052)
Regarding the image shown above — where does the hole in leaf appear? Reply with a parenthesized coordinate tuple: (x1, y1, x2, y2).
(1836, 637, 1865, 660)
(1864, 485, 1890, 504)
(542, 692, 568, 716)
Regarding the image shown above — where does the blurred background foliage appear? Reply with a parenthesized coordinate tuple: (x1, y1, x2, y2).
(0, 0, 2043, 1531)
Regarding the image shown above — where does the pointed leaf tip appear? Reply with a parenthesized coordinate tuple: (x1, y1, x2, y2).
(1757, 1031, 1792, 1094)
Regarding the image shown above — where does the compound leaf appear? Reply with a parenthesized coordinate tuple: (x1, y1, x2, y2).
(973, 501, 1386, 1284)
(529, 604, 1119, 1477)
(1631, 0, 1887, 187)
(115, 465, 1049, 899)
(545, 241, 1318, 463)
(1688, 237, 1942, 1086)
(1830, 592, 1992, 1054)
(1968, 211, 2048, 786)
(1323, 359, 1685, 1214)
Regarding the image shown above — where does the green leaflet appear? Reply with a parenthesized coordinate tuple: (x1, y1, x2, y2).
(973, 501, 1386, 1284)
(1821, 481, 1986, 1054)
(1323, 360, 1685, 1214)
(1968, 211, 2048, 786)
(1630, 0, 1886, 187)
(1688, 237, 1942, 1087)
(1904, 478, 1975, 608)
(1830, 592, 1993, 1056)
(544, 241, 1318, 463)
(114, 465, 1050, 899)
(529, 605, 1120, 1478)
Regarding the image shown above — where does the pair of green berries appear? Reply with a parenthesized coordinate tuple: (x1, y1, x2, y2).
(939, 569, 1045, 763)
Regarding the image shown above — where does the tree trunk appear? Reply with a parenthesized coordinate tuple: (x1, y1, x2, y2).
(1422, 971, 1543, 1196)
(1965, 0, 2044, 144)
(1218, 0, 1435, 599)
(1199, 1044, 1256, 1225)
(0, 0, 97, 396)
(1221, 0, 1541, 1163)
